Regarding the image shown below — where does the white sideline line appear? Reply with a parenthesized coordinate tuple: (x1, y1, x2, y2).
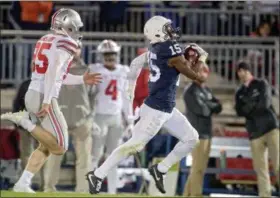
(210, 193, 257, 197)
(212, 145, 250, 151)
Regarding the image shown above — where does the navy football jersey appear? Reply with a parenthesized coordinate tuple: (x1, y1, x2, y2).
(145, 40, 182, 113)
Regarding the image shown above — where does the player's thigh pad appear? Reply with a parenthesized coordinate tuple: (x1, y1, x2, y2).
(128, 104, 171, 152)
(25, 89, 42, 124)
(42, 99, 69, 150)
(137, 104, 171, 136)
(163, 108, 198, 142)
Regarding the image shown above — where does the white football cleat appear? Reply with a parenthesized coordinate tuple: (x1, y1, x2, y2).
(13, 183, 35, 193)
(1, 111, 29, 126)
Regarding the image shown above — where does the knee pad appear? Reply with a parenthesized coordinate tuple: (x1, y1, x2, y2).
(119, 139, 145, 156)
(188, 139, 199, 151)
(133, 142, 146, 153)
(193, 134, 199, 144)
(190, 127, 199, 141)
(178, 138, 199, 153)
(181, 127, 199, 144)
(189, 137, 199, 146)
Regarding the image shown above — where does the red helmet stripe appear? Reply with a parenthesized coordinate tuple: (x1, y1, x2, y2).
(105, 40, 111, 50)
(51, 9, 63, 27)
(108, 41, 113, 50)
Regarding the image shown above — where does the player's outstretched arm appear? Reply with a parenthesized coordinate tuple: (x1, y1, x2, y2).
(168, 55, 206, 83)
(63, 71, 102, 85)
(126, 52, 147, 102)
(63, 73, 84, 85)
(121, 79, 134, 124)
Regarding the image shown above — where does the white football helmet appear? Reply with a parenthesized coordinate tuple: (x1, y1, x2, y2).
(50, 8, 83, 44)
(144, 15, 181, 44)
(96, 40, 121, 67)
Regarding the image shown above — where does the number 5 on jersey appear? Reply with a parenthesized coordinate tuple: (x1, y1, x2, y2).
(148, 52, 161, 82)
(32, 42, 52, 74)
(105, 79, 117, 100)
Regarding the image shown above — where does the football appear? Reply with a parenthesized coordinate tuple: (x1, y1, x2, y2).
(184, 45, 199, 66)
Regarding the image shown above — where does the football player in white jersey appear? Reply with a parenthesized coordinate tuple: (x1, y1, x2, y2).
(88, 40, 133, 194)
(1, 8, 101, 193)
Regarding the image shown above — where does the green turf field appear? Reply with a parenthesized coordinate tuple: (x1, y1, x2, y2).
(0, 191, 153, 197)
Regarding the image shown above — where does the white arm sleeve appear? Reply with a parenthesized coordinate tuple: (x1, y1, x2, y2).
(126, 52, 148, 102)
(43, 49, 71, 104)
(63, 73, 84, 85)
(121, 79, 134, 125)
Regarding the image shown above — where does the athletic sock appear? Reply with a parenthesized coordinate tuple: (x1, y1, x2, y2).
(16, 170, 34, 186)
(94, 148, 125, 180)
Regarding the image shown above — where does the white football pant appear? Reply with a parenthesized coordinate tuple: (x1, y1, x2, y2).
(94, 104, 199, 180)
(92, 113, 123, 194)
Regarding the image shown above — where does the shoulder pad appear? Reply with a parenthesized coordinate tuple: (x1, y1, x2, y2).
(121, 64, 130, 73)
(158, 40, 182, 58)
(115, 64, 130, 73)
(56, 36, 78, 55)
(39, 34, 56, 42)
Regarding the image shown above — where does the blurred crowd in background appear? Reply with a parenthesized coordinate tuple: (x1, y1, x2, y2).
(1, 1, 279, 36)
(0, 1, 279, 94)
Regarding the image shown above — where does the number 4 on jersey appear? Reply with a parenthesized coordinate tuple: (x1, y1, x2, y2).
(105, 79, 117, 100)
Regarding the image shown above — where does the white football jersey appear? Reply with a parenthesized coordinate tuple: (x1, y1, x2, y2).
(89, 63, 130, 115)
(29, 33, 78, 100)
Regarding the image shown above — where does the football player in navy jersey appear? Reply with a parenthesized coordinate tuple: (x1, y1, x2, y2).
(86, 15, 208, 194)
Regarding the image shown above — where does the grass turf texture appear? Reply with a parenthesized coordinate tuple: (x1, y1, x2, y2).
(1, 191, 168, 197)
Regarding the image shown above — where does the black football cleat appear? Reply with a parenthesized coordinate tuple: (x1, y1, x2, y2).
(86, 170, 103, 194)
(148, 164, 166, 194)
